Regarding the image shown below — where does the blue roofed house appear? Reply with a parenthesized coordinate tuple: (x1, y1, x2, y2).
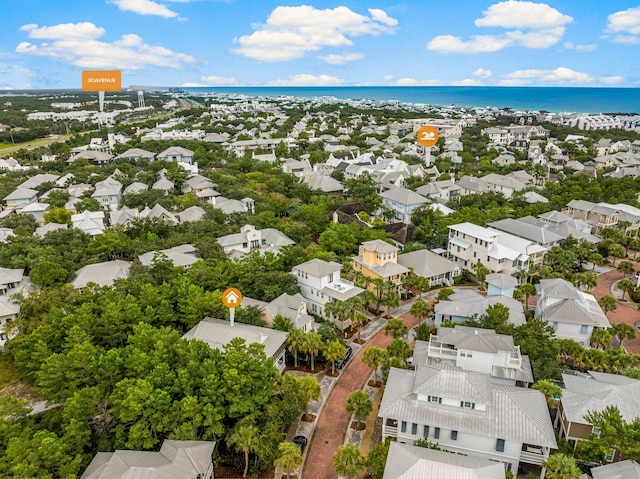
(486, 273, 519, 298)
(379, 187, 429, 223)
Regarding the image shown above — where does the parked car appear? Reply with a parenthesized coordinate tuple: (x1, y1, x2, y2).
(335, 345, 353, 369)
(292, 435, 308, 453)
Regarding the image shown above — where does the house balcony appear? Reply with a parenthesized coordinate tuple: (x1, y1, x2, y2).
(383, 419, 398, 438)
(520, 445, 548, 465)
(427, 339, 457, 360)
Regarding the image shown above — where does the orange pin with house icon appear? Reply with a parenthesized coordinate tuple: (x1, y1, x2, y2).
(222, 287, 243, 326)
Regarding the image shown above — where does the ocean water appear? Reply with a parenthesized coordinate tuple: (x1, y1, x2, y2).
(182, 86, 640, 115)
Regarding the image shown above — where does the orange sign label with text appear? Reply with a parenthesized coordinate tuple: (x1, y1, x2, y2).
(222, 287, 243, 308)
(417, 125, 439, 147)
(82, 70, 122, 92)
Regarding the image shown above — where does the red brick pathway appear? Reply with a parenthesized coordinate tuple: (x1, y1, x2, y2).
(591, 266, 640, 354)
(302, 311, 420, 479)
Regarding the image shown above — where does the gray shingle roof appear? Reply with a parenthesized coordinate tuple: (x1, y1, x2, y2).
(293, 258, 342, 277)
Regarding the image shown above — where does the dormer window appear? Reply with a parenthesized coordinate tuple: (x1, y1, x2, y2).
(428, 396, 442, 403)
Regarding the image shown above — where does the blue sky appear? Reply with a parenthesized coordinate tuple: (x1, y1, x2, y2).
(1, 0, 640, 89)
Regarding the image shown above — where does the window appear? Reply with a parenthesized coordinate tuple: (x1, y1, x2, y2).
(496, 439, 505, 452)
(604, 450, 615, 462)
(451, 430, 458, 440)
(434, 428, 440, 439)
(401, 421, 407, 433)
(580, 324, 588, 335)
(592, 426, 601, 438)
(553, 322, 558, 331)
(428, 396, 441, 403)
(411, 423, 417, 435)
(329, 273, 334, 282)
(460, 401, 475, 409)
(423, 425, 429, 437)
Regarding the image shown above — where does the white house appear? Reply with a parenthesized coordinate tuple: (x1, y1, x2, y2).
(379, 364, 556, 475)
(217, 225, 295, 257)
(434, 289, 526, 327)
(292, 258, 364, 324)
(397, 249, 461, 288)
(91, 176, 123, 209)
(183, 317, 288, 373)
(383, 443, 505, 479)
(447, 222, 547, 275)
(535, 278, 610, 347)
(3, 188, 38, 210)
(157, 146, 195, 165)
(72, 210, 105, 236)
(72, 260, 131, 290)
(80, 440, 215, 479)
(138, 245, 199, 269)
(412, 326, 534, 387)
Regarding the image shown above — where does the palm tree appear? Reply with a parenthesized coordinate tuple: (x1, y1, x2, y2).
(609, 243, 626, 267)
(345, 390, 372, 429)
(298, 375, 321, 419)
(324, 339, 347, 375)
(589, 252, 604, 271)
(598, 295, 618, 314)
(611, 322, 636, 349)
(286, 328, 305, 368)
(618, 260, 636, 277)
(410, 299, 430, 325)
(413, 276, 430, 299)
(360, 290, 377, 312)
(473, 260, 490, 290)
(305, 331, 323, 371)
(352, 311, 367, 343)
(618, 277, 636, 301)
(332, 443, 365, 479)
(384, 317, 408, 339)
(380, 289, 400, 318)
(372, 278, 387, 314)
(228, 417, 258, 478)
(532, 380, 562, 409)
(518, 283, 537, 311)
(581, 271, 598, 291)
(275, 441, 303, 479)
(590, 328, 612, 350)
(324, 300, 344, 327)
(362, 346, 387, 384)
(542, 453, 581, 479)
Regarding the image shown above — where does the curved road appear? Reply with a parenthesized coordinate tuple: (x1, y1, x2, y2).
(302, 310, 421, 479)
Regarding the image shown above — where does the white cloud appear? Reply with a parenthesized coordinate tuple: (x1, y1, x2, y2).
(600, 75, 626, 85)
(607, 6, 640, 35)
(0, 63, 36, 89)
(318, 52, 363, 64)
(609, 34, 640, 44)
(564, 42, 598, 52)
(16, 22, 195, 70)
(268, 74, 344, 86)
(383, 75, 394, 81)
(472, 68, 492, 78)
(109, 0, 178, 18)
(198, 75, 238, 85)
(475, 1, 573, 29)
(428, 1, 571, 53)
(500, 66, 594, 85)
(427, 34, 513, 53)
(395, 77, 442, 86)
(368, 8, 398, 27)
(232, 6, 397, 61)
(451, 78, 485, 86)
(20, 22, 105, 40)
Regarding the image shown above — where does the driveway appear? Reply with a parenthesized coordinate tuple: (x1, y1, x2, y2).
(302, 306, 421, 479)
